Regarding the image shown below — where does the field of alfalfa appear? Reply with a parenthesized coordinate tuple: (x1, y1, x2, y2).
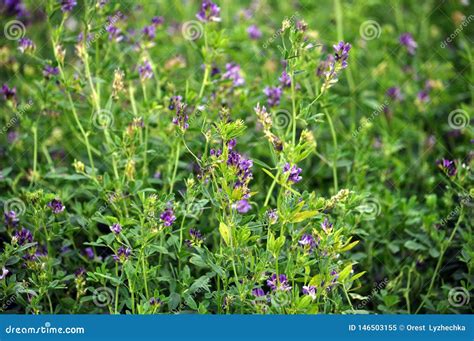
(0, 0, 472, 314)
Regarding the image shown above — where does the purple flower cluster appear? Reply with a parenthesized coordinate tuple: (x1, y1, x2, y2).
(149, 297, 162, 306)
(106, 22, 123, 42)
(227, 149, 253, 191)
(43, 65, 59, 79)
(252, 287, 265, 297)
(298, 233, 317, 251)
(263, 86, 282, 107)
(13, 228, 33, 245)
(18, 37, 35, 53)
(196, 0, 221, 22)
(110, 223, 122, 234)
(222, 63, 245, 87)
(171, 100, 189, 131)
(48, 199, 65, 214)
(279, 71, 291, 88)
(302, 285, 317, 299)
(333, 41, 351, 69)
(142, 16, 164, 40)
(247, 25, 262, 40)
(267, 273, 292, 292)
(59, 0, 77, 13)
(399, 32, 417, 55)
(266, 209, 278, 224)
(113, 246, 131, 262)
(235, 199, 251, 214)
(185, 228, 204, 247)
(437, 159, 457, 177)
(321, 217, 333, 233)
(2, 84, 16, 101)
(4, 211, 19, 227)
(283, 163, 302, 183)
(84, 247, 95, 260)
(160, 207, 176, 226)
(0, 267, 10, 280)
(138, 61, 153, 80)
(386, 86, 403, 101)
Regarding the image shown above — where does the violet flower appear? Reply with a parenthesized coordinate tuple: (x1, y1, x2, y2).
(4, 210, 19, 227)
(302, 285, 317, 299)
(113, 246, 131, 262)
(267, 273, 292, 292)
(399, 33, 417, 55)
(43, 65, 59, 79)
(266, 209, 278, 224)
(247, 25, 262, 40)
(185, 228, 204, 247)
(196, 0, 221, 22)
(283, 163, 302, 183)
(59, 0, 77, 13)
(252, 288, 265, 297)
(110, 223, 122, 234)
(235, 199, 251, 214)
(1, 84, 16, 101)
(160, 208, 176, 226)
(0, 267, 10, 280)
(279, 71, 291, 88)
(333, 41, 351, 69)
(18, 37, 35, 53)
(386, 86, 403, 101)
(222, 63, 245, 87)
(263, 86, 282, 107)
(138, 61, 153, 80)
(171, 101, 189, 131)
(47, 199, 65, 214)
(321, 218, 333, 233)
(84, 247, 95, 260)
(13, 228, 33, 245)
(437, 159, 457, 177)
(298, 234, 316, 251)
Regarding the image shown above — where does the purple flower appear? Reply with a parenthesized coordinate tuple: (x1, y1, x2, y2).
(267, 273, 292, 292)
(172, 101, 189, 131)
(110, 223, 122, 234)
(185, 228, 204, 247)
(298, 234, 316, 250)
(283, 163, 302, 183)
(333, 41, 351, 69)
(168, 95, 183, 110)
(106, 24, 123, 42)
(0, 267, 10, 280)
(399, 33, 417, 55)
(247, 25, 262, 40)
(47, 199, 65, 214)
(152, 16, 164, 26)
(43, 65, 59, 79)
(386, 86, 403, 101)
(196, 0, 221, 22)
(302, 285, 317, 299)
(222, 63, 245, 87)
(113, 246, 131, 262)
(321, 218, 333, 233)
(227, 150, 253, 193)
(1, 84, 16, 101)
(4, 210, 19, 228)
(142, 25, 156, 40)
(2, 0, 29, 17)
(417, 90, 429, 103)
(59, 0, 77, 13)
(210, 148, 222, 157)
(149, 297, 162, 306)
(84, 247, 94, 260)
(160, 208, 176, 227)
(252, 288, 265, 297)
(13, 228, 33, 245)
(138, 61, 153, 80)
(266, 209, 278, 224)
(437, 159, 457, 177)
(18, 37, 35, 53)
(279, 71, 291, 88)
(74, 267, 86, 277)
(227, 139, 237, 150)
(236, 199, 251, 214)
(263, 86, 282, 107)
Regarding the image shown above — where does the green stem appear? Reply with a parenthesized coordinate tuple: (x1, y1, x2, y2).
(325, 109, 339, 192)
(169, 142, 181, 194)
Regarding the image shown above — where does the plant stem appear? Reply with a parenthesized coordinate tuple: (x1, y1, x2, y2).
(169, 142, 181, 194)
(325, 109, 339, 192)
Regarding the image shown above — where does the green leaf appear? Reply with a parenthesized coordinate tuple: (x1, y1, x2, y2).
(291, 210, 318, 223)
(219, 222, 232, 246)
(404, 240, 427, 251)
